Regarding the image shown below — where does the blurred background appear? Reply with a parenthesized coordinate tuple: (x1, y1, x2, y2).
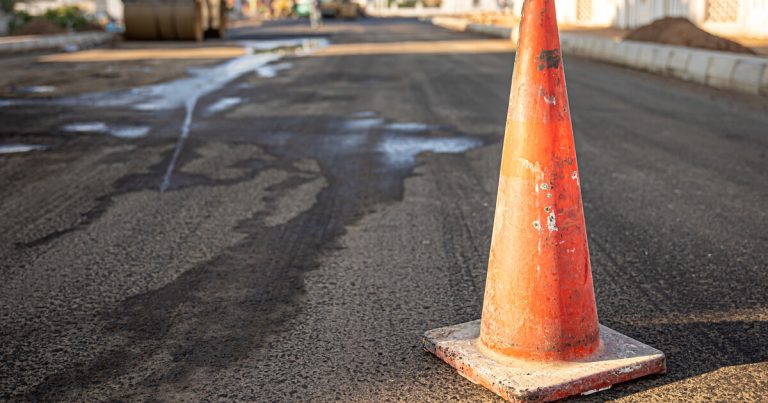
(0, 0, 766, 38)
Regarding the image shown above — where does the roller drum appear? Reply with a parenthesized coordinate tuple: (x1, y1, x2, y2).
(174, 1, 204, 41)
(123, 0, 160, 40)
(123, 0, 203, 41)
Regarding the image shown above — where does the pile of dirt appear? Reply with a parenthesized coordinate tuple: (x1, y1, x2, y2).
(624, 17, 755, 55)
(14, 19, 68, 36)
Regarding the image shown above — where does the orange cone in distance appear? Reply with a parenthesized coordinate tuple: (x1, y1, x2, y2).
(422, 0, 666, 401)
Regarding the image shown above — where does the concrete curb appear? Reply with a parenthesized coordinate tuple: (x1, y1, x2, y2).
(0, 32, 115, 55)
(431, 16, 768, 96)
(433, 16, 515, 40)
(466, 23, 514, 40)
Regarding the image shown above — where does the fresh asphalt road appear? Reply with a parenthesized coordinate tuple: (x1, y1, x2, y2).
(1, 18, 767, 402)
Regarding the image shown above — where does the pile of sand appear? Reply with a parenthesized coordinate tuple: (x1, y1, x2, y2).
(625, 17, 755, 55)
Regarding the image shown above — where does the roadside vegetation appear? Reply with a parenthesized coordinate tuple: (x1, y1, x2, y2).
(6, 4, 100, 35)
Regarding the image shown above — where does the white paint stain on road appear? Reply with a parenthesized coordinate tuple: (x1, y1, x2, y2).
(337, 112, 483, 165)
(351, 111, 377, 118)
(343, 118, 384, 131)
(62, 122, 150, 139)
(0, 144, 48, 154)
(243, 38, 329, 52)
(62, 122, 109, 133)
(342, 115, 436, 133)
(256, 62, 294, 78)
(110, 126, 151, 139)
(384, 122, 436, 132)
(206, 97, 243, 114)
(19, 86, 56, 94)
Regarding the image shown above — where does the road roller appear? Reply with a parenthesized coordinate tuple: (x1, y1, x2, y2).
(123, 0, 227, 41)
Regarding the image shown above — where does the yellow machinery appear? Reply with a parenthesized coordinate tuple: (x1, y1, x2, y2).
(319, 0, 363, 19)
(338, 0, 360, 19)
(123, 0, 227, 41)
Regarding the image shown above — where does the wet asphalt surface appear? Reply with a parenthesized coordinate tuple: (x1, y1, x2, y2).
(1, 18, 768, 402)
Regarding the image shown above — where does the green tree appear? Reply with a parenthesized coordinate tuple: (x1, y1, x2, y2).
(44, 6, 90, 30)
(0, 0, 16, 14)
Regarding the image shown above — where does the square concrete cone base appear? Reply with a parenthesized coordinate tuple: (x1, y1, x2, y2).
(423, 320, 666, 402)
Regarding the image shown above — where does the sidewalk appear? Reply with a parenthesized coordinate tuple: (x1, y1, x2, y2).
(560, 25, 768, 56)
(0, 32, 114, 55)
(431, 16, 768, 96)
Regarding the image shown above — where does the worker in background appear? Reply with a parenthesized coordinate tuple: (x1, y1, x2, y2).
(310, 0, 322, 29)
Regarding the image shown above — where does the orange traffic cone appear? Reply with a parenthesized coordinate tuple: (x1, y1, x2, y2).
(423, 0, 665, 401)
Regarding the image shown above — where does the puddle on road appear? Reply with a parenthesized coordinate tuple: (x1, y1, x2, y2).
(242, 39, 328, 53)
(148, 39, 326, 192)
(256, 62, 294, 78)
(384, 122, 437, 132)
(109, 126, 151, 139)
(55, 52, 280, 115)
(18, 86, 56, 94)
(0, 38, 329, 192)
(342, 118, 385, 131)
(377, 136, 482, 167)
(206, 97, 243, 114)
(337, 112, 482, 167)
(34, 38, 327, 113)
(254, 111, 484, 170)
(62, 122, 151, 139)
(351, 111, 377, 118)
(0, 144, 48, 154)
(2, 39, 479, 193)
(62, 122, 109, 133)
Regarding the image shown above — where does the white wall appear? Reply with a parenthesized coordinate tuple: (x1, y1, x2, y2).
(510, 0, 622, 26)
(550, 0, 768, 38)
(95, 0, 123, 20)
(439, 0, 501, 13)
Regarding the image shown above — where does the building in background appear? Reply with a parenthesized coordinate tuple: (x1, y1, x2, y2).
(14, 0, 122, 19)
(15, 0, 123, 19)
(372, 0, 767, 38)
(15, 0, 96, 14)
(95, 0, 122, 20)
(535, 0, 767, 38)
(436, 0, 501, 13)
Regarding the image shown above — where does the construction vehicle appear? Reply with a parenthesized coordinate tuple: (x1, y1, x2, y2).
(319, 0, 364, 19)
(123, 0, 228, 41)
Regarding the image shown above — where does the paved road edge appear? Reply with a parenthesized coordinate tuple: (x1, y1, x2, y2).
(0, 32, 115, 55)
(431, 16, 768, 97)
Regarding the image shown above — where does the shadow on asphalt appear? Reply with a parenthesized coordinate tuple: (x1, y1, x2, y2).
(594, 319, 768, 400)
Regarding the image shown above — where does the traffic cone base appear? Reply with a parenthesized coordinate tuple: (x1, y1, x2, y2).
(423, 320, 665, 402)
